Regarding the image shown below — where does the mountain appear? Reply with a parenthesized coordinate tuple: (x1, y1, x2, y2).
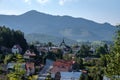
(0, 10, 116, 41)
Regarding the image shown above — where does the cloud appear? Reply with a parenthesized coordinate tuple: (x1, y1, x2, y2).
(0, 10, 21, 15)
(24, 0, 30, 2)
(37, 0, 49, 4)
(59, 0, 65, 5)
(23, 0, 76, 5)
(23, 0, 75, 5)
(23, 0, 31, 4)
(59, 0, 77, 6)
(23, 0, 49, 5)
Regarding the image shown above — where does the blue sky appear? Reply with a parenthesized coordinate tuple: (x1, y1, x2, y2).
(0, 0, 119, 25)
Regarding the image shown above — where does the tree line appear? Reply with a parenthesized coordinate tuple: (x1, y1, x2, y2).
(0, 26, 28, 52)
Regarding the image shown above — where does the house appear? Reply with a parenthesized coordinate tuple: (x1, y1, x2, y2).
(25, 62, 35, 76)
(39, 47, 49, 53)
(7, 62, 16, 71)
(50, 60, 73, 74)
(60, 72, 81, 80)
(24, 50, 36, 76)
(11, 45, 22, 54)
(49, 47, 60, 53)
(23, 50, 36, 60)
(51, 72, 82, 80)
(7, 62, 25, 73)
(103, 76, 120, 80)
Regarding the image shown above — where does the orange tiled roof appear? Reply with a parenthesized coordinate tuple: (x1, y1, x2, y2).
(50, 60, 73, 73)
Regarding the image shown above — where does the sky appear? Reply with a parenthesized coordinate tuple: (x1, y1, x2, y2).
(0, 0, 120, 25)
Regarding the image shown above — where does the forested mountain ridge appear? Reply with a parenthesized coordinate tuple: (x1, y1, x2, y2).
(0, 10, 116, 41)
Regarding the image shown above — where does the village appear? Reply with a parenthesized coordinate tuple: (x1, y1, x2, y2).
(0, 0, 120, 80)
(0, 38, 103, 80)
(0, 25, 115, 80)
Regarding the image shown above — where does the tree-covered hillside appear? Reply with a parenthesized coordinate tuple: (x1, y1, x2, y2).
(0, 26, 28, 52)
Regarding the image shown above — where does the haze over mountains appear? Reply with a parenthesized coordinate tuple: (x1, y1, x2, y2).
(0, 10, 116, 44)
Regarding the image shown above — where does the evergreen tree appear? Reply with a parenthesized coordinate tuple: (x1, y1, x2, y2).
(77, 44, 90, 57)
(104, 25, 120, 80)
(0, 26, 28, 52)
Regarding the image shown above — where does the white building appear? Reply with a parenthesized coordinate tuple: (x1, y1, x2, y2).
(12, 45, 22, 54)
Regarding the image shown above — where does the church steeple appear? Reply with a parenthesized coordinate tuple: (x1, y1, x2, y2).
(60, 38, 66, 47)
(62, 39, 65, 44)
(59, 38, 72, 54)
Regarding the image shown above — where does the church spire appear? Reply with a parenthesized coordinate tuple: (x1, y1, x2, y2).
(60, 38, 66, 47)
(62, 38, 65, 44)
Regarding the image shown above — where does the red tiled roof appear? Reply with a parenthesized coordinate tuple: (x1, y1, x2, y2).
(50, 60, 73, 73)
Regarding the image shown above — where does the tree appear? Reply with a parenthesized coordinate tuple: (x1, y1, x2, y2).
(103, 44, 109, 54)
(104, 26, 120, 80)
(54, 49, 63, 59)
(6, 54, 25, 80)
(88, 67, 103, 80)
(95, 44, 109, 57)
(75, 57, 84, 69)
(48, 42, 53, 47)
(45, 73, 52, 80)
(77, 44, 91, 57)
(46, 51, 56, 61)
(63, 54, 72, 60)
(79, 73, 89, 80)
(0, 26, 28, 52)
(4, 54, 12, 64)
(99, 55, 107, 67)
(7, 63, 25, 80)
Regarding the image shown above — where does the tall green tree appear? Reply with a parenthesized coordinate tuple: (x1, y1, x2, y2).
(95, 44, 108, 57)
(77, 44, 90, 57)
(104, 25, 120, 80)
